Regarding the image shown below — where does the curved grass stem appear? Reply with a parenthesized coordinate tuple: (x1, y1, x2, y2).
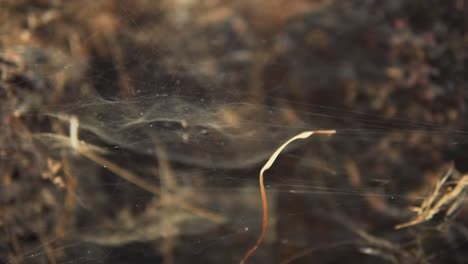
(240, 130, 335, 264)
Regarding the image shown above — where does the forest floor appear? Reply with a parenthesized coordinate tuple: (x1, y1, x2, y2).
(2, 1, 468, 263)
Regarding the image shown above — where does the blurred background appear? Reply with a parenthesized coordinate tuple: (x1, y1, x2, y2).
(2, 0, 468, 263)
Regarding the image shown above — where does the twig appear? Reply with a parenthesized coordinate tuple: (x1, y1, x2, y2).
(395, 163, 468, 229)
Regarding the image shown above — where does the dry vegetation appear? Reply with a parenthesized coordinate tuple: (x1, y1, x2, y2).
(2, 0, 468, 263)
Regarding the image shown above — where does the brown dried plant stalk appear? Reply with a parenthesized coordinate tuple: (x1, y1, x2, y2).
(240, 130, 336, 264)
(395, 163, 468, 229)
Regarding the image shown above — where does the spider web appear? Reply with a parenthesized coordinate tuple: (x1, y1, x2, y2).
(3, 1, 468, 264)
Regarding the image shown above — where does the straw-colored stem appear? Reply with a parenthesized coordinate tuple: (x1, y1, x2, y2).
(240, 130, 335, 264)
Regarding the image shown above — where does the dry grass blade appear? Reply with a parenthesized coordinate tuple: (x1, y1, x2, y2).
(394, 162, 468, 229)
(240, 130, 335, 264)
